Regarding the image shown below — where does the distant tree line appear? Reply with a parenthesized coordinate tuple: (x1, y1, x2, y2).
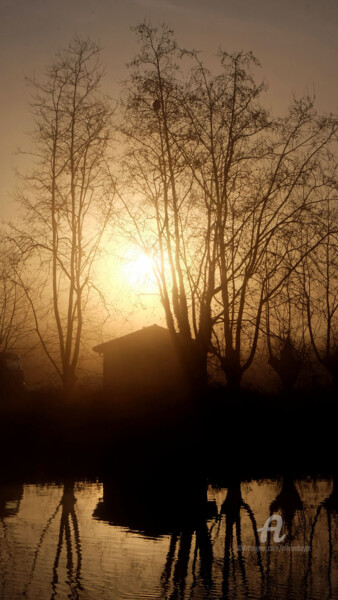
(1, 26, 337, 395)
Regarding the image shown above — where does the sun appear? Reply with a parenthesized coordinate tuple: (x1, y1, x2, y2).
(121, 247, 157, 292)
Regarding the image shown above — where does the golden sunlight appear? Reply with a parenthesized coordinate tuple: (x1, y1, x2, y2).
(121, 247, 157, 292)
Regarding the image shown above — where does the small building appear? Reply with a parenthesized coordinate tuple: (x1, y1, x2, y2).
(93, 324, 188, 399)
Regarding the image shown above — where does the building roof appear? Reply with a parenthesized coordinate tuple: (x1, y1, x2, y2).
(92, 324, 172, 354)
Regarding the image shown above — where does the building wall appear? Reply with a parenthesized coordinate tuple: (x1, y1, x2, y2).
(102, 332, 186, 399)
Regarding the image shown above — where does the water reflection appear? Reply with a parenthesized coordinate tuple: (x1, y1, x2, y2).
(220, 480, 265, 599)
(159, 496, 216, 599)
(263, 476, 305, 600)
(0, 483, 23, 519)
(50, 481, 82, 599)
(0, 476, 337, 599)
(93, 473, 210, 535)
(305, 474, 338, 600)
(0, 483, 23, 598)
(0, 481, 83, 600)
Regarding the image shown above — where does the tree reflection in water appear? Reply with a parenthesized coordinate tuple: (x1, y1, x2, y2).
(265, 476, 304, 600)
(1, 475, 338, 599)
(160, 497, 216, 599)
(96, 475, 265, 600)
(23, 480, 82, 600)
(50, 480, 82, 600)
(218, 480, 264, 600)
(270, 476, 304, 542)
(0, 483, 23, 598)
(157, 479, 267, 599)
(304, 474, 338, 600)
(158, 476, 336, 600)
(94, 472, 217, 599)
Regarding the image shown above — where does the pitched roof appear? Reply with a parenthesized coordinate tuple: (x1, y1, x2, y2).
(92, 324, 171, 354)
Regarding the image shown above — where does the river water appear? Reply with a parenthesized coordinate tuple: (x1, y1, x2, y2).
(0, 476, 337, 600)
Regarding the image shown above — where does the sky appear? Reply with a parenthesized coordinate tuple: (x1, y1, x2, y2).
(0, 0, 337, 377)
(0, 0, 337, 219)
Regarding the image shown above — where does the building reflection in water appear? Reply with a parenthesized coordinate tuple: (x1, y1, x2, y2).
(93, 472, 217, 599)
(0, 484, 23, 520)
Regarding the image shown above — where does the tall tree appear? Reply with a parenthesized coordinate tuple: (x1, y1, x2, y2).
(120, 23, 211, 385)
(300, 193, 338, 388)
(13, 38, 115, 395)
(123, 24, 337, 391)
(181, 57, 337, 390)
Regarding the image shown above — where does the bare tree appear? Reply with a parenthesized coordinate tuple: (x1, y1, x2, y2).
(120, 23, 212, 385)
(0, 233, 29, 353)
(265, 277, 307, 392)
(123, 24, 338, 392)
(300, 193, 338, 388)
(13, 38, 115, 395)
(177, 49, 271, 390)
(182, 58, 337, 390)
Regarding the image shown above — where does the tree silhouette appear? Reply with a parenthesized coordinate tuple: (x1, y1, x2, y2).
(265, 282, 307, 391)
(120, 23, 207, 387)
(299, 195, 338, 389)
(13, 37, 115, 395)
(0, 234, 29, 353)
(122, 23, 338, 391)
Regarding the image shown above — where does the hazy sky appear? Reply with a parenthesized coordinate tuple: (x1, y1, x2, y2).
(0, 0, 337, 217)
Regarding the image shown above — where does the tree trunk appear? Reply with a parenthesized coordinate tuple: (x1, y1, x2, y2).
(62, 369, 77, 399)
(222, 350, 242, 393)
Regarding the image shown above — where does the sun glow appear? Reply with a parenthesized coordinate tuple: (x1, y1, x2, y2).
(121, 247, 157, 292)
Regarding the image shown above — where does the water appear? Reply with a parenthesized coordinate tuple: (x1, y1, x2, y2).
(0, 477, 337, 600)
